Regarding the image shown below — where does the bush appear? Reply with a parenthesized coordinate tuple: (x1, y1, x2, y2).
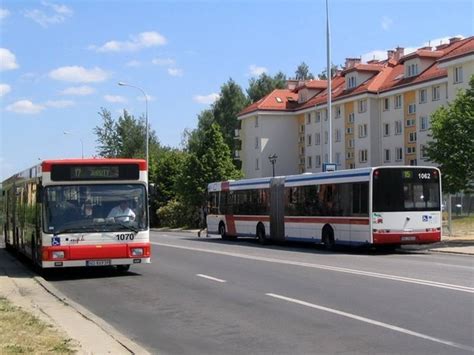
(157, 199, 199, 228)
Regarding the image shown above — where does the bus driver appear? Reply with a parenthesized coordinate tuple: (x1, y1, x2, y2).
(107, 200, 136, 222)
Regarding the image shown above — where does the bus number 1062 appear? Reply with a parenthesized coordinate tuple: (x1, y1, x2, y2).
(418, 173, 431, 179)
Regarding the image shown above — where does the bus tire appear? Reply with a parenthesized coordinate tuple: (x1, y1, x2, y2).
(116, 265, 130, 272)
(322, 225, 335, 251)
(219, 222, 227, 240)
(256, 224, 267, 245)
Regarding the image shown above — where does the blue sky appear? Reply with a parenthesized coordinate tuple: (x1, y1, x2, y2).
(1, 0, 472, 180)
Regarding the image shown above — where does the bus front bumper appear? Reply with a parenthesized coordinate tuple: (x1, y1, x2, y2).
(373, 230, 441, 245)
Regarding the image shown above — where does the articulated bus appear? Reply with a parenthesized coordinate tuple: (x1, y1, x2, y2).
(2, 159, 151, 270)
(207, 166, 442, 248)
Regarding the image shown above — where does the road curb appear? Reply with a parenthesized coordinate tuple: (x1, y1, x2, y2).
(33, 275, 151, 355)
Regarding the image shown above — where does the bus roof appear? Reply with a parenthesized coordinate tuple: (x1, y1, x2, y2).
(41, 158, 147, 172)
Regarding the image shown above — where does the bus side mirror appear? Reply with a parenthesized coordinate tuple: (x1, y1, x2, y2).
(148, 183, 156, 196)
(36, 185, 43, 203)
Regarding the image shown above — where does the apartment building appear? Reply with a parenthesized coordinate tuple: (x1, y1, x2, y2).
(237, 36, 474, 179)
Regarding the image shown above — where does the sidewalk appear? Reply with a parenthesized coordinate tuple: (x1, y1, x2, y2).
(0, 246, 150, 355)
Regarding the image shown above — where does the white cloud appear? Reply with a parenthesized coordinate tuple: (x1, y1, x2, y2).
(361, 50, 387, 63)
(137, 94, 155, 102)
(0, 8, 11, 20)
(248, 64, 268, 76)
(168, 68, 183, 77)
(45, 99, 74, 108)
(6, 100, 45, 114)
(24, 1, 73, 27)
(381, 16, 393, 31)
(0, 48, 19, 71)
(104, 95, 127, 103)
(60, 85, 95, 96)
(193, 93, 220, 104)
(126, 60, 142, 67)
(152, 57, 175, 66)
(49, 66, 109, 83)
(0, 83, 11, 97)
(92, 31, 167, 53)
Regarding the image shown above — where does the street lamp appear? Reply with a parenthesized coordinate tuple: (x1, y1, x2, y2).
(63, 131, 84, 159)
(118, 82, 149, 168)
(268, 154, 278, 177)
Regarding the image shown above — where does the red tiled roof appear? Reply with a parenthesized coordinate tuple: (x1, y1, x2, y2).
(238, 89, 298, 116)
(438, 37, 474, 62)
(399, 50, 443, 63)
(342, 63, 383, 75)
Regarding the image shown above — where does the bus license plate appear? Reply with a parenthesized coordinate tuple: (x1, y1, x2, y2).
(86, 260, 111, 267)
(401, 236, 416, 241)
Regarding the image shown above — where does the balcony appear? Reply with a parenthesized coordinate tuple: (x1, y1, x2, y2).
(234, 129, 240, 138)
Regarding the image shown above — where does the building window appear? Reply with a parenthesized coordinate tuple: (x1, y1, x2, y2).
(408, 103, 416, 114)
(349, 163, 355, 169)
(306, 113, 311, 124)
(395, 95, 402, 109)
(306, 134, 312, 146)
(358, 124, 368, 138)
(454, 66, 463, 84)
(406, 146, 416, 154)
(335, 106, 341, 118)
(348, 138, 354, 148)
(346, 151, 354, 159)
(335, 129, 341, 142)
(383, 98, 390, 111)
(348, 112, 355, 123)
(383, 123, 390, 137)
(255, 137, 259, 149)
(432, 86, 440, 101)
(358, 99, 367, 113)
(359, 149, 368, 163)
(255, 116, 259, 127)
(409, 159, 417, 166)
(407, 63, 418, 77)
(419, 89, 427, 104)
(420, 144, 429, 159)
(347, 76, 356, 89)
(324, 131, 328, 144)
(316, 111, 321, 123)
(395, 120, 403, 135)
(396, 147, 403, 161)
(255, 158, 259, 170)
(315, 132, 321, 145)
(406, 118, 416, 127)
(315, 155, 321, 167)
(300, 125, 304, 133)
(324, 109, 328, 121)
(409, 132, 417, 143)
(384, 149, 391, 163)
(420, 116, 429, 131)
(307, 156, 312, 169)
(346, 127, 353, 134)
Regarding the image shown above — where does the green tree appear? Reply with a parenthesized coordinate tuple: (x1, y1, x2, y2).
(317, 63, 340, 80)
(295, 62, 315, 80)
(212, 79, 249, 152)
(426, 76, 474, 194)
(247, 72, 287, 103)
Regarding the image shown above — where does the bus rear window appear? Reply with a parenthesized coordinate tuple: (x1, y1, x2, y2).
(372, 168, 440, 212)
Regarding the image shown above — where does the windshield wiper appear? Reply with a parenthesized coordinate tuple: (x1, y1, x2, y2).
(115, 222, 139, 233)
(54, 225, 91, 235)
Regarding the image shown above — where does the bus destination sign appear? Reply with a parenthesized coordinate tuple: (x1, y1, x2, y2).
(51, 164, 139, 181)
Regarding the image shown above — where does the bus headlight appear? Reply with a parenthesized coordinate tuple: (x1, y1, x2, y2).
(131, 248, 144, 256)
(52, 251, 65, 259)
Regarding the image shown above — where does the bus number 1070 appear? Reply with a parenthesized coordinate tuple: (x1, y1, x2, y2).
(116, 233, 135, 241)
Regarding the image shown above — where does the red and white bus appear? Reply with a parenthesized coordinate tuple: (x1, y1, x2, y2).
(206, 166, 442, 248)
(2, 159, 151, 270)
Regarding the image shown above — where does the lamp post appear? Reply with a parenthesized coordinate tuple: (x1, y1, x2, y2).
(118, 82, 149, 168)
(268, 154, 278, 177)
(63, 131, 84, 158)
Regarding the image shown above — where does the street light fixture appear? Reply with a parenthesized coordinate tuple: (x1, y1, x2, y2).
(118, 82, 149, 169)
(63, 131, 84, 159)
(268, 154, 278, 177)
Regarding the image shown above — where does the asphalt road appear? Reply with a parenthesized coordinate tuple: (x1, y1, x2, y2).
(45, 231, 474, 355)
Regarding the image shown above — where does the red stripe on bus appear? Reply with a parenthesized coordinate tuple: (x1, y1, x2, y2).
(42, 159, 147, 172)
(225, 215, 237, 235)
(222, 181, 230, 192)
(373, 231, 441, 244)
(284, 217, 370, 225)
(41, 243, 151, 261)
(233, 215, 270, 222)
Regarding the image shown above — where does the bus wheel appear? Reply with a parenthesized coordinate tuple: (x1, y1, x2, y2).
(116, 265, 130, 272)
(322, 226, 335, 251)
(257, 224, 267, 245)
(219, 223, 227, 240)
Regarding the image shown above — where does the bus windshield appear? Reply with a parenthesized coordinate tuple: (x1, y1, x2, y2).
(44, 184, 147, 234)
(372, 168, 440, 212)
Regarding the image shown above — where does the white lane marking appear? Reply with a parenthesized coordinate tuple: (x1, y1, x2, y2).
(196, 274, 226, 283)
(266, 293, 474, 352)
(151, 242, 474, 294)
